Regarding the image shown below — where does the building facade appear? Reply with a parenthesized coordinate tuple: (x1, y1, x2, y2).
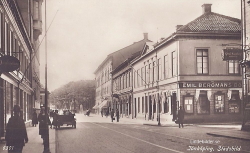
(131, 4, 242, 124)
(94, 33, 151, 114)
(0, 0, 43, 139)
(242, 0, 250, 130)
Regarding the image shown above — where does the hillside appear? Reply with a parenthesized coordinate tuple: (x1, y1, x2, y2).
(49, 80, 95, 111)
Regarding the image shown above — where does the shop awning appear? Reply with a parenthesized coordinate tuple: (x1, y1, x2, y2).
(98, 100, 108, 109)
(92, 104, 99, 109)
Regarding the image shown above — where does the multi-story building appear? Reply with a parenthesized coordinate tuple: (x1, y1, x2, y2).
(94, 33, 151, 114)
(131, 4, 242, 124)
(242, 0, 250, 130)
(0, 0, 43, 139)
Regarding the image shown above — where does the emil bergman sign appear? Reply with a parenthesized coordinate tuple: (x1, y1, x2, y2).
(222, 48, 243, 61)
(0, 55, 20, 72)
(179, 81, 242, 88)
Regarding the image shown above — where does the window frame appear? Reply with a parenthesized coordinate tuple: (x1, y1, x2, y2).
(196, 49, 209, 75)
(214, 93, 225, 114)
(183, 95, 194, 114)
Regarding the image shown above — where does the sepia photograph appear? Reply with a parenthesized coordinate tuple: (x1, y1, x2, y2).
(0, 0, 250, 153)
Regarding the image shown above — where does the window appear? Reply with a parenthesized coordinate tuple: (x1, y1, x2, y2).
(184, 96, 194, 114)
(228, 60, 240, 74)
(5, 21, 8, 55)
(134, 71, 137, 88)
(197, 90, 210, 114)
(197, 49, 208, 74)
(164, 55, 169, 79)
(145, 96, 148, 113)
(172, 51, 177, 76)
(138, 97, 140, 113)
(153, 61, 157, 82)
(158, 58, 162, 80)
(145, 65, 148, 84)
(137, 69, 140, 87)
(229, 90, 240, 114)
(214, 94, 225, 113)
(142, 97, 144, 113)
(149, 63, 152, 83)
(141, 67, 144, 85)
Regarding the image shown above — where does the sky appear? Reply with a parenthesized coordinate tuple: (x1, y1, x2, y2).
(39, 0, 241, 91)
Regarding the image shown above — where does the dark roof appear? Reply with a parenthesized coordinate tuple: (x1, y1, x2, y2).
(95, 37, 151, 73)
(177, 12, 241, 33)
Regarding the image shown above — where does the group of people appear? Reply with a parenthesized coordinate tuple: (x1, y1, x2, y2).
(101, 108, 120, 122)
(5, 105, 55, 153)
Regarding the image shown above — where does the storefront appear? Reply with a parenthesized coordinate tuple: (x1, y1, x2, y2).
(179, 81, 243, 123)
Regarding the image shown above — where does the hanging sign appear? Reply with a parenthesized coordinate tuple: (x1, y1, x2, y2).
(0, 55, 20, 72)
(222, 48, 243, 61)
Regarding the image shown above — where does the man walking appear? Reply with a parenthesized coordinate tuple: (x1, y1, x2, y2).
(5, 105, 28, 153)
(177, 106, 185, 128)
(116, 109, 120, 122)
(110, 109, 114, 122)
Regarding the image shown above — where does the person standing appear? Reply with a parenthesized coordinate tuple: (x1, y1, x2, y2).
(101, 109, 103, 117)
(110, 109, 114, 122)
(32, 109, 38, 127)
(177, 106, 185, 128)
(38, 107, 51, 144)
(116, 109, 119, 122)
(5, 105, 28, 153)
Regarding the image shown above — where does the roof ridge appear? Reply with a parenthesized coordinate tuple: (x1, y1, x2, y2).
(177, 12, 241, 33)
(107, 38, 151, 56)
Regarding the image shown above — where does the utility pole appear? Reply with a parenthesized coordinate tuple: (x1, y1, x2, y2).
(44, 0, 50, 152)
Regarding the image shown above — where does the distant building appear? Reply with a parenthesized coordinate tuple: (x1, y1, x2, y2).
(94, 33, 152, 114)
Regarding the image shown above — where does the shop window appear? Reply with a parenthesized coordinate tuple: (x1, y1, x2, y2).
(184, 96, 194, 114)
(214, 94, 225, 114)
(138, 97, 140, 113)
(197, 90, 210, 114)
(229, 90, 240, 114)
(164, 94, 169, 113)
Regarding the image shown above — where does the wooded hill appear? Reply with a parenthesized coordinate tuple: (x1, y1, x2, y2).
(49, 80, 95, 111)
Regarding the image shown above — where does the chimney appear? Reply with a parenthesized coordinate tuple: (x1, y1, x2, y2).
(143, 33, 148, 40)
(176, 25, 183, 31)
(202, 4, 212, 14)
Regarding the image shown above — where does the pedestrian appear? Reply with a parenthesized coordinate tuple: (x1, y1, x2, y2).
(5, 105, 28, 153)
(52, 110, 59, 129)
(177, 106, 185, 128)
(110, 109, 115, 122)
(101, 109, 103, 117)
(32, 109, 38, 127)
(105, 109, 109, 118)
(116, 109, 119, 122)
(38, 107, 51, 144)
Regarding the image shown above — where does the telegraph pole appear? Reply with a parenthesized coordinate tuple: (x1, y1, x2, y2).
(44, 0, 50, 152)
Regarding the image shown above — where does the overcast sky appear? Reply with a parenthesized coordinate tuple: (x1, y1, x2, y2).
(39, 0, 241, 91)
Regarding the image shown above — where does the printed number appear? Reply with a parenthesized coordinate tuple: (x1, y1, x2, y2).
(2, 146, 14, 150)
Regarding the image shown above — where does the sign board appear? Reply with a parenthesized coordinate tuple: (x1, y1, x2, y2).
(0, 55, 20, 72)
(179, 81, 242, 88)
(222, 48, 243, 61)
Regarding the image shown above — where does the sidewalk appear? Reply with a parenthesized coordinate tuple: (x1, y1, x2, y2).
(0, 124, 55, 153)
(207, 129, 250, 141)
(91, 113, 250, 141)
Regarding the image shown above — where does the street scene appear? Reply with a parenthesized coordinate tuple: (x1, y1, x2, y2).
(0, 0, 250, 153)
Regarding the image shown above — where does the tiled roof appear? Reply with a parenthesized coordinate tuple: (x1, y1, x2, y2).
(177, 12, 241, 33)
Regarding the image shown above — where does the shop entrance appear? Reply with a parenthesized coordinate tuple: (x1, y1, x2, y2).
(149, 95, 152, 120)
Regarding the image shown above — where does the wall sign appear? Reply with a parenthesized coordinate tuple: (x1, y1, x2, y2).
(222, 48, 243, 61)
(0, 55, 20, 72)
(179, 81, 242, 88)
